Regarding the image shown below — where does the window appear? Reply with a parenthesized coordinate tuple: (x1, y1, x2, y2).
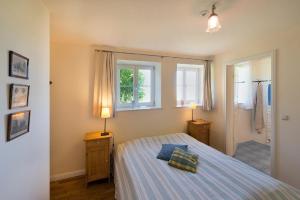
(234, 62, 253, 109)
(116, 60, 161, 110)
(176, 64, 204, 107)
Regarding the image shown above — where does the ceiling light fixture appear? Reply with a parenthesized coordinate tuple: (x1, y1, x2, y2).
(206, 4, 221, 33)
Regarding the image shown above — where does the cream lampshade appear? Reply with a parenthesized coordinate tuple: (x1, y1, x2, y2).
(190, 102, 197, 110)
(190, 102, 197, 121)
(101, 107, 111, 118)
(101, 107, 111, 136)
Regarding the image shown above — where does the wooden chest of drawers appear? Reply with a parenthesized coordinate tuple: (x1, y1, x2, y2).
(84, 132, 112, 184)
(187, 119, 211, 145)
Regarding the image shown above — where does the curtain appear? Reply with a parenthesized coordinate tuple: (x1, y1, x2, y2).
(203, 60, 213, 111)
(93, 51, 115, 118)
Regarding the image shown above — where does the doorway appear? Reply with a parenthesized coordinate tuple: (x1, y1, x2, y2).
(226, 51, 276, 176)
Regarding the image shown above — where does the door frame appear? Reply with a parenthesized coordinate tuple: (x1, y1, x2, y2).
(225, 50, 277, 177)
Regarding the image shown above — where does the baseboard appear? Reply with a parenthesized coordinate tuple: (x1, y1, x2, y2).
(51, 169, 85, 182)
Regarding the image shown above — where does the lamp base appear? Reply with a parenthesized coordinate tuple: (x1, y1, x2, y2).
(101, 132, 109, 136)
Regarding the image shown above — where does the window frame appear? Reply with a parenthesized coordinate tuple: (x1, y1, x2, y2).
(176, 64, 204, 107)
(116, 63, 155, 110)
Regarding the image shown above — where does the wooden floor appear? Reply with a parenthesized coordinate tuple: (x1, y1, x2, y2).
(50, 176, 115, 200)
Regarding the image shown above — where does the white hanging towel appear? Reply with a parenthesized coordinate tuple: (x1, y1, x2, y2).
(255, 83, 265, 133)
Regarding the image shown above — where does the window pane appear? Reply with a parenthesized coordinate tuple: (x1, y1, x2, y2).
(176, 64, 204, 106)
(185, 71, 197, 101)
(235, 63, 254, 109)
(176, 70, 183, 102)
(198, 67, 204, 105)
(138, 69, 151, 103)
(119, 68, 134, 103)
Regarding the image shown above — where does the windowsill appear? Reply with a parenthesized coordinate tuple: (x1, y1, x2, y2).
(176, 104, 203, 108)
(116, 106, 162, 112)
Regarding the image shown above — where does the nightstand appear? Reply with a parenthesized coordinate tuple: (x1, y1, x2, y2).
(187, 119, 211, 145)
(84, 131, 112, 185)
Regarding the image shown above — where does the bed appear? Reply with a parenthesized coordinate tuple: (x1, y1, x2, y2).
(114, 133, 300, 200)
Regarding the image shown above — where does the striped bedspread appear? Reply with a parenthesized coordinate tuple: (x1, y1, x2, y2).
(114, 133, 300, 200)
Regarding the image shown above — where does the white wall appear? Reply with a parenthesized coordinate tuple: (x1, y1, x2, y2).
(50, 43, 211, 179)
(212, 26, 300, 188)
(252, 57, 272, 81)
(0, 1, 50, 199)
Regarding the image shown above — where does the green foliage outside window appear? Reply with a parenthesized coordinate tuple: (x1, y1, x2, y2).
(120, 68, 145, 103)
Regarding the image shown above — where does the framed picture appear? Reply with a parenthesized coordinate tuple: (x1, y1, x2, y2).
(9, 51, 29, 79)
(7, 111, 31, 141)
(9, 84, 30, 109)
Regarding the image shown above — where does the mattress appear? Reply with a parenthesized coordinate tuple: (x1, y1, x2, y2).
(114, 133, 300, 200)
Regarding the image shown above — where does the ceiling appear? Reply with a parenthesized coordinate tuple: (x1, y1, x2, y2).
(43, 0, 300, 56)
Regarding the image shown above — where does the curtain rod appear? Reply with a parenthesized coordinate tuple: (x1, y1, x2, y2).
(95, 49, 210, 62)
(235, 80, 271, 84)
(252, 80, 271, 83)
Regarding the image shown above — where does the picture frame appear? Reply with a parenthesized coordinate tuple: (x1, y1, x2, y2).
(9, 51, 29, 79)
(7, 111, 31, 141)
(9, 84, 30, 109)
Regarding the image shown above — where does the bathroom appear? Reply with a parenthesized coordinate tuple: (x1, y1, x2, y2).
(231, 56, 272, 174)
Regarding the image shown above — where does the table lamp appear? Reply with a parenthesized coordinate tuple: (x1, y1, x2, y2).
(101, 107, 110, 136)
(190, 102, 197, 121)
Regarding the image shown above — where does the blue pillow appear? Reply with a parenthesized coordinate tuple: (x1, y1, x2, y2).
(157, 144, 188, 161)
